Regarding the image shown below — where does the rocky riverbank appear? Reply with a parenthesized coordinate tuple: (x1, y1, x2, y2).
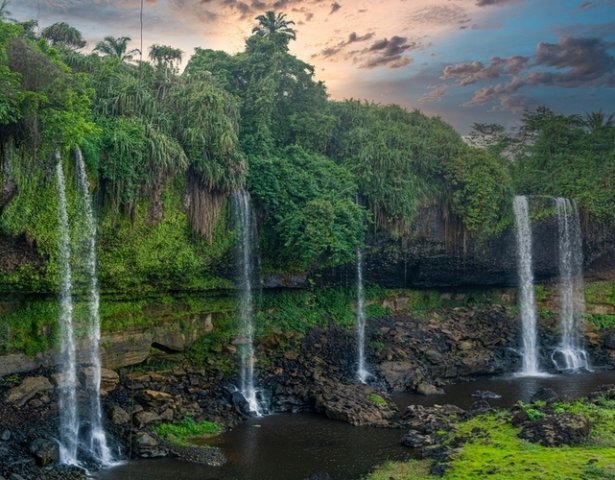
(1, 305, 615, 479)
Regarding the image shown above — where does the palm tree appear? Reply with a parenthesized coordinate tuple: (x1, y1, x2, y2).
(94, 36, 140, 62)
(252, 11, 296, 40)
(583, 110, 615, 132)
(149, 44, 183, 70)
(41, 22, 86, 49)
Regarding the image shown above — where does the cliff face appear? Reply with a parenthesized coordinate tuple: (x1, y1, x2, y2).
(315, 204, 615, 290)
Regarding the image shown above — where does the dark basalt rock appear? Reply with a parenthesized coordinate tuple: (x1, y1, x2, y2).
(519, 413, 590, 447)
(29, 438, 59, 467)
(530, 387, 559, 403)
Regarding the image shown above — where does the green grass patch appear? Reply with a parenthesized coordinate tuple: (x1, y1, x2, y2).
(368, 393, 387, 407)
(365, 460, 435, 480)
(153, 417, 223, 446)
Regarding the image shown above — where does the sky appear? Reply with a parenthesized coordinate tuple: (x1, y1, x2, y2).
(8, 0, 615, 133)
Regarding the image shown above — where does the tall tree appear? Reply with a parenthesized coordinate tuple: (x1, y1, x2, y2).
(41, 22, 86, 49)
(584, 110, 615, 132)
(94, 36, 140, 62)
(149, 44, 182, 70)
(251, 11, 296, 49)
(0, 0, 11, 21)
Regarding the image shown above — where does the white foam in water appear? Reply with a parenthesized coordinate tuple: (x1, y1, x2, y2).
(551, 198, 591, 372)
(513, 195, 545, 377)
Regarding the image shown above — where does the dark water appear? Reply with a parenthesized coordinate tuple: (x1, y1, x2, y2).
(97, 370, 615, 480)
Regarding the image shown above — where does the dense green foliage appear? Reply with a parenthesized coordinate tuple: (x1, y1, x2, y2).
(0, 11, 613, 293)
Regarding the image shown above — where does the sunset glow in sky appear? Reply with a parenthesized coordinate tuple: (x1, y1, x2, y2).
(10, 0, 615, 132)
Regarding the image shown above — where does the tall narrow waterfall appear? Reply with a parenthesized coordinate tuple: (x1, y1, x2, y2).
(56, 158, 79, 465)
(552, 198, 590, 371)
(232, 191, 262, 415)
(356, 247, 370, 383)
(75, 148, 113, 464)
(513, 195, 542, 376)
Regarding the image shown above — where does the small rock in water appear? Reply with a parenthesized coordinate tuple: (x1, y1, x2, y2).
(530, 387, 558, 403)
(416, 383, 444, 396)
(1, 430, 11, 441)
(304, 473, 331, 480)
(471, 390, 501, 400)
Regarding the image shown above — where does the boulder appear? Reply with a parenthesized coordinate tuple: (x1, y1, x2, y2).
(401, 430, 434, 448)
(134, 411, 161, 428)
(604, 329, 615, 350)
(416, 383, 444, 396)
(403, 404, 465, 434)
(378, 361, 420, 392)
(5, 376, 53, 407)
(110, 405, 131, 425)
(530, 387, 558, 403)
(29, 437, 59, 466)
(81, 367, 120, 395)
(519, 413, 590, 447)
(141, 389, 174, 407)
(133, 432, 167, 458)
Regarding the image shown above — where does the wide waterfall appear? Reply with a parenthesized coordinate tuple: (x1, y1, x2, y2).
(356, 247, 371, 383)
(75, 148, 114, 464)
(552, 198, 591, 371)
(56, 158, 80, 465)
(232, 190, 262, 416)
(513, 195, 543, 376)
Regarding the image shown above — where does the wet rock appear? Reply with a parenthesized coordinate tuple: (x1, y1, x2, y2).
(5, 376, 53, 407)
(2, 429, 11, 441)
(135, 410, 162, 427)
(378, 361, 420, 391)
(469, 400, 492, 414)
(304, 473, 332, 480)
(29, 437, 59, 466)
(403, 404, 465, 434)
(471, 390, 501, 400)
(134, 432, 168, 458)
(530, 387, 558, 403)
(401, 430, 434, 448)
(110, 405, 131, 425)
(312, 384, 397, 427)
(519, 413, 590, 447)
(416, 383, 444, 396)
(603, 330, 615, 350)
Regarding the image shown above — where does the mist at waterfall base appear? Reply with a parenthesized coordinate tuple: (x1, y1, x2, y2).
(231, 191, 266, 416)
(56, 152, 114, 468)
(551, 198, 591, 372)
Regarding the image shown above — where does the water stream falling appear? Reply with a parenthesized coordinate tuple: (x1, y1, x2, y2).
(75, 148, 114, 464)
(232, 191, 262, 415)
(552, 198, 591, 371)
(513, 195, 543, 376)
(56, 157, 79, 465)
(356, 247, 371, 383)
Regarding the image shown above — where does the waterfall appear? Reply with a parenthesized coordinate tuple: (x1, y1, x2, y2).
(232, 191, 262, 416)
(75, 148, 113, 464)
(356, 247, 371, 383)
(551, 198, 591, 371)
(513, 195, 543, 376)
(56, 158, 80, 465)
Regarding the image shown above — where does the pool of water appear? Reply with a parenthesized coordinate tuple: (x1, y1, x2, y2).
(97, 370, 615, 480)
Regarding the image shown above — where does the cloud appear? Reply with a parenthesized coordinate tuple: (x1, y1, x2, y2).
(448, 36, 615, 108)
(312, 30, 374, 59)
(419, 84, 448, 103)
(442, 56, 529, 85)
(410, 4, 470, 26)
(578, 1, 591, 8)
(354, 35, 417, 69)
(475, 0, 518, 6)
(330, 2, 341, 14)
